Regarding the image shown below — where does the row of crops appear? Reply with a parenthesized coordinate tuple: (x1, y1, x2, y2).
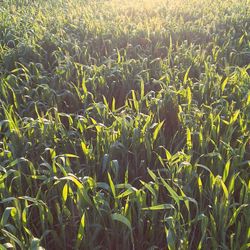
(0, 0, 250, 249)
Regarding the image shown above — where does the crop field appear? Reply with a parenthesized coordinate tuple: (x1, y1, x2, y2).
(0, 0, 250, 249)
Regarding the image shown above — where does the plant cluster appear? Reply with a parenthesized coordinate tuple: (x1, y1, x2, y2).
(0, 0, 249, 249)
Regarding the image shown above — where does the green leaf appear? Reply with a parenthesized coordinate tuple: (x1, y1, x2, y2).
(239, 33, 245, 46)
(147, 168, 158, 182)
(228, 172, 239, 194)
(131, 90, 139, 112)
(102, 154, 109, 173)
(81, 141, 89, 156)
(0, 197, 16, 204)
(186, 86, 192, 106)
(108, 172, 116, 198)
(117, 188, 135, 199)
(183, 66, 191, 85)
(142, 204, 174, 210)
(165, 227, 175, 250)
(0, 207, 14, 226)
(230, 110, 240, 124)
(62, 183, 68, 203)
(198, 176, 203, 193)
(76, 213, 86, 248)
(140, 180, 157, 198)
(186, 128, 192, 151)
(1, 229, 24, 249)
(56, 154, 79, 159)
(140, 79, 145, 99)
(221, 77, 228, 92)
(112, 97, 116, 112)
(61, 175, 83, 189)
(220, 179, 229, 199)
(153, 120, 164, 142)
(81, 76, 87, 94)
(111, 213, 132, 231)
(228, 204, 248, 228)
(222, 160, 230, 182)
(159, 175, 181, 205)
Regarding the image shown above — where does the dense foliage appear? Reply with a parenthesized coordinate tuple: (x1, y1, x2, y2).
(0, 0, 250, 249)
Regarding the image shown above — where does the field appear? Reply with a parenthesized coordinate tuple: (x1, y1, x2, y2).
(0, 0, 250, 249)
